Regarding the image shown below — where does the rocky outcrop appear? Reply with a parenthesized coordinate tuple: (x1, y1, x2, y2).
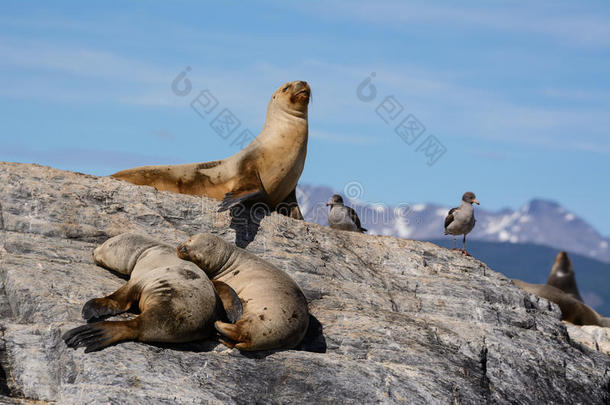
(0, 162, 609, 404)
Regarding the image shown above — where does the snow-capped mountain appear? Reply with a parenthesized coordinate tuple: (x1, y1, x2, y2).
(296, 184, 610, 263)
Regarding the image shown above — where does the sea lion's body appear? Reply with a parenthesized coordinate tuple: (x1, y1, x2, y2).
(546, 251, 584, 302)
(513, 280, 610, 327)
(63, 233, 234, 352)
(178, 233, 310, 351)
(112, 81, 311, 218)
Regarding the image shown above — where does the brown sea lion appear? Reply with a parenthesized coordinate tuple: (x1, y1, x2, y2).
(111, 80, 311, 219)
(546, 251, 584, 302)
(513, 280, 610, 327)
(177, 233, 310, 351)
(62, 233, 241, 352)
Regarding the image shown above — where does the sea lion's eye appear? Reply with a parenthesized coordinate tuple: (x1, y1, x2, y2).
(282, 86, 289, 92)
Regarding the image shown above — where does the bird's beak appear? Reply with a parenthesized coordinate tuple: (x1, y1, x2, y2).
(473, 199, 480, 205)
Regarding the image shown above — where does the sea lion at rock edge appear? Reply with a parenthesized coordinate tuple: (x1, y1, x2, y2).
(62, 233, 241, 352)
(513, 279, 610, 327)
(111, 80, 311, 219)
(177, 233, 310, 351)
(546, 251, 584, 302)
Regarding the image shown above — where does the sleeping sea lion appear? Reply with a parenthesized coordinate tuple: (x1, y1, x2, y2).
(177, 233, 310, 351)
(62, 233, 241, 352)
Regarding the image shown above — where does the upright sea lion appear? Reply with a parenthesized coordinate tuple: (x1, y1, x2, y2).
(513, 280, 610, 327)
(62, 233, 241, 352)
(112, 80, 311, 219)
(177, 233, 310, 351)
(546, 251, 584, 302)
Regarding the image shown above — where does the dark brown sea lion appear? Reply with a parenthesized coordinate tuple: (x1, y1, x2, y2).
(513, 280, 610, 327)
(546, 251, 584, 302)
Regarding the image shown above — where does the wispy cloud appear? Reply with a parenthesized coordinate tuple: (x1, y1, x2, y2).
(541, 88, 610, 103)
(0, 36, 168, 83)
(297, 59, 610, 155)
(310, 130, 378, 145)
(1, 144, 182, 174)
(308, 1, 610, 47)
(152, 130, 175, 140)
(0, 36, 182, 106)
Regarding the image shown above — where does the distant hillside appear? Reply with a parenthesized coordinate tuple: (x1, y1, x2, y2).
(429, 239, 610, 316)
(297, 184, 610, 263)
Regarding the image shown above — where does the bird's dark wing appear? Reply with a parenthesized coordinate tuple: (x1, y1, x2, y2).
(347, 206, 366, 233)
(444, 207, 457, 229)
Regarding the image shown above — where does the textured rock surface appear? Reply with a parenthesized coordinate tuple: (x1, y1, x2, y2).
(566, 323, 610, 356)
(0, 162, 609, 404)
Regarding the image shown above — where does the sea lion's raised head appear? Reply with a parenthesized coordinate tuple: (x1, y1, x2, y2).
(177, 233, 234, 276)
(547, 250, 584, 302)
(551, 251, 574, 277)
(268, 80, 310, 117)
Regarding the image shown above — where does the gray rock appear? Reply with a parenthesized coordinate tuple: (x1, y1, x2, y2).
(0, 162, 609, 404)
(566, 323, 610, 356)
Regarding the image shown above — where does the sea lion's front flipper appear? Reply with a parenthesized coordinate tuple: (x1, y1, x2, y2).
(212, 280, 243, 323)
(218, 190, 268, 212)
(81, 283, 137, 322)
(217, 164, 269, 212)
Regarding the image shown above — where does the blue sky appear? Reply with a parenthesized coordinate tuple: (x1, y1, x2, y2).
(1, 1, 609, 235)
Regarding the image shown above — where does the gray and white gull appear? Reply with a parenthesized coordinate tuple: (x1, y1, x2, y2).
(326, 194, 367, 233)
(444, 191, 479, 256)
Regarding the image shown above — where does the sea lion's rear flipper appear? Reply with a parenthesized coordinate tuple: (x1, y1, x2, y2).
(275, 188, 304, 220)
(212, 280, 243, 323)
(62, 320, 138, 353)
(215, 320, 249, 348)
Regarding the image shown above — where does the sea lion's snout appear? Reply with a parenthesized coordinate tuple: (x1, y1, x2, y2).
(177, 244, 188, 257)
(290, 81, 310, 104)
(555, 251, 570, 269)
(294, 81, 310, 94)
